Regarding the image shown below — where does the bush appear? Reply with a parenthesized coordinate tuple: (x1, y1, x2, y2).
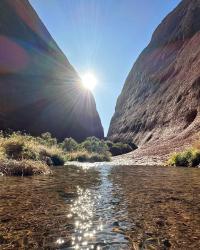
(67, 150, 111, 162)
(191, 150, 200, 167)
(2, 134, 39, 160)
(81, 137, 109, 154)
(37, 146, 65, 166)
(3, 139, 24, 159)
(168, 148, 200, 167)
(0, 132, 65, 167)
(89, 152, 111, 162)
(40, 132, 57, 146)
(0, 159, 51, 176)
(67, 151, 89, 162)
(61, 137, 78, 152)
(105, 140, 114, 148)
(0, 132, 137, 168)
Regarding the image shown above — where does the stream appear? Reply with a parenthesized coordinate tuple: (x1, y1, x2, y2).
(0, 164, 200, 249)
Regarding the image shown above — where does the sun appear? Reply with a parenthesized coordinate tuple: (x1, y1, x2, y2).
(81, 72, 97, 91)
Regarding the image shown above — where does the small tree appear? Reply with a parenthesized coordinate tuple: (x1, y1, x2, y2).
(61, 137, 78, 152)
(81, 137, 108, 154)
(41, 132, 57, 146)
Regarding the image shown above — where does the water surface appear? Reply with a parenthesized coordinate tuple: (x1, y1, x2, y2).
(0, 165, 200, 249)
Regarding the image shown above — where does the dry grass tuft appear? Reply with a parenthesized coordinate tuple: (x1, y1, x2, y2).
(0, 159, 51, 176)
(0, 132, 65, 176)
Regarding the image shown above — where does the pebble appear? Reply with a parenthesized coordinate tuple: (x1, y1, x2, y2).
(156, 219, 165, 227)
(112, 221, 120, 227)
(163, 239, 171, 248)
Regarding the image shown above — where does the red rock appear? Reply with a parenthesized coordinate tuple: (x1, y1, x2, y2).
(0, 0, 103, 141)
(108, 0, 200, 158)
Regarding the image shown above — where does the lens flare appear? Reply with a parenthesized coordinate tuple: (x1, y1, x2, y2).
(81, 72, 97, 90)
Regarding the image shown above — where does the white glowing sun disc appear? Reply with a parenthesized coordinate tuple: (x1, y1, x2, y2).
(81, 72, 97, 90)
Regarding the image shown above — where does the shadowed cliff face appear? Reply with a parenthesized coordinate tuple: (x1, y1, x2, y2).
(0, 0, 104, 141)
(108, 0, 200, 147)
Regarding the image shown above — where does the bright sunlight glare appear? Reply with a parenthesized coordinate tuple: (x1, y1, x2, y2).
(81, 72, 97, 91)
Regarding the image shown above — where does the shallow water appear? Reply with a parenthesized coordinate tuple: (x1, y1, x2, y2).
(0, 165, 200, 249)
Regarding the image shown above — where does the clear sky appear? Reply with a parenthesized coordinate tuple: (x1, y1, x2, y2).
(29, 0, 181, 135)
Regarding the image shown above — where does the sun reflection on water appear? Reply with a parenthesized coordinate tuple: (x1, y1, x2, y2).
(55, 165, 130, 249)
(68, 186, 104, 249)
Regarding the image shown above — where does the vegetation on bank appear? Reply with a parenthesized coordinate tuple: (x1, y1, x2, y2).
(0, 159, 51, 176)
(0, 132, 65, 176)
(0, 132, 135, 176)
(67, 150, 111, 162)
(61, 136, 135, 161)
(62, 136, 111, 162)
(167, 141, 200, 167)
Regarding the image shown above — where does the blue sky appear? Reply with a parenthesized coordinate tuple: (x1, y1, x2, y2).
(29, 0, 181, 135)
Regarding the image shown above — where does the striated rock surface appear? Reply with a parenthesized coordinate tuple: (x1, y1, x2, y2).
(0, 0, 103, 141)
(108, 0, 200, 155)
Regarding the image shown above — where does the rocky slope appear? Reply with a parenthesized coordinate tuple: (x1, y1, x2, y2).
(108, 0, 200, 157)
(0, 0, 103, 141)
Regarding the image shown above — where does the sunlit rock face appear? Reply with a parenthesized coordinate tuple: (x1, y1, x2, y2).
(108, 0, 200, 147)
(0, 0, 103, 141)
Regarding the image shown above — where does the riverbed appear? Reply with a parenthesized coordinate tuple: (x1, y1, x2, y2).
(0, 164, 200, 249)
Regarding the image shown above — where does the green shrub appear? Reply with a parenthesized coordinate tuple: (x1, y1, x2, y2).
(61, 137, 78, 152)
(0, 132, 65, 167)
(40, 132, 57, 146)
(81, 137, 109, 154)
(168, 148, 200, 167)
(76, 152, 90, 162)
(191, 150, 200, 167)
(2, 134, 39, 161)
(89, 152, 111, 162)
(67, 150, 111, 162)
(67, 151, 90, 162)
(0, 131, 70, 175)
(0, 132, 117, 170)
(105, 140, 114, 148)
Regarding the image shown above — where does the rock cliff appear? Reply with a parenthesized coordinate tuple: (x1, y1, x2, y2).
(108, 0, 200, 152)
(0, 0, 103, 141)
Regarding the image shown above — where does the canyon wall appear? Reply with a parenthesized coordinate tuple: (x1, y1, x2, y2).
(0, 0, 104, 141)
(108, 0, 200, 149)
